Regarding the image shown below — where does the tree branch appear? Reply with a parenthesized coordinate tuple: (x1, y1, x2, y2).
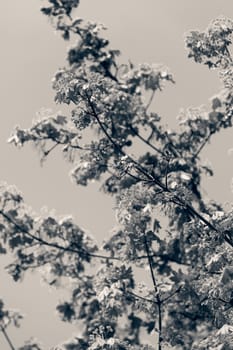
(0, 209, 194, 265)
(0, 210, 121, 262)
(75, 93, 233, 249)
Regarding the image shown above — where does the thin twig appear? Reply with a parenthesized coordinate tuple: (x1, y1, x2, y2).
(192, 131, 212, 160)
(147, 128, 155, 143)
(129, 125, 167, 158)
(125, 169, 145, 183)
(1, 327, 15, 350)
(145, 89, 156, 111)
(143, 232, 163, 350)
(43, 142, 59, 157)
(164, 132, 181, 157)
(161, 286, 182, 303)
(127, 290, 158, 305)
(165, 158, 170, 189)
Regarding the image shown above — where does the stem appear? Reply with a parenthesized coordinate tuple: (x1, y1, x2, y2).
(143, 232, 162, 350)
(1, 327, 15, 350)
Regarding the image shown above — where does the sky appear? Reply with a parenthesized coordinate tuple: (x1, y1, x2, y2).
(0, 0, 232, 348)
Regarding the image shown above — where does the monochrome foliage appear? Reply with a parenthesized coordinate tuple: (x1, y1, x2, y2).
(1, 1, 233, 349)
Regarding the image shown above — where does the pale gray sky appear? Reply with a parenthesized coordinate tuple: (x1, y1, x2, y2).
(0, 1, 232, 348)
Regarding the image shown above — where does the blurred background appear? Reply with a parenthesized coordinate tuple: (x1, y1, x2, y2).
(0, 0, 232, 348)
